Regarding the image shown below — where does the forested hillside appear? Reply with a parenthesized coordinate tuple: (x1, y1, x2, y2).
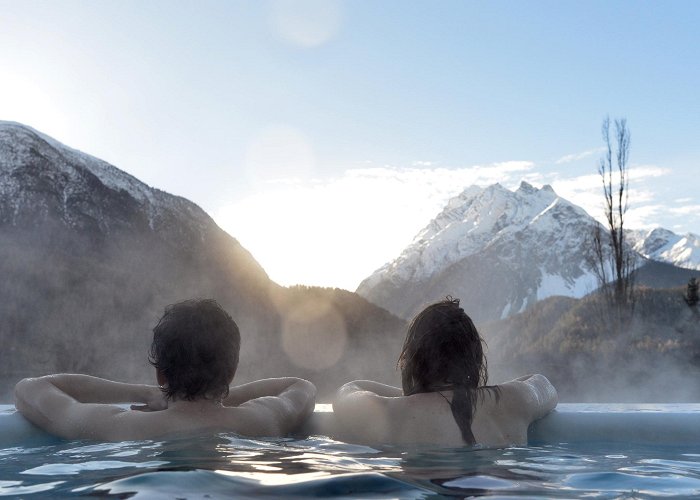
(481, 286, 700, 401)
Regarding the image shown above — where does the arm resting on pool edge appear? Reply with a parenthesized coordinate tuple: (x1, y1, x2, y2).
(14, 374, 164, 407)
(330, 380, 405, 444)
(335, 380, 403, 400)
(13, 375, 160, 440)
(502, 374, 558, 422)
(224, 378, 318, 436)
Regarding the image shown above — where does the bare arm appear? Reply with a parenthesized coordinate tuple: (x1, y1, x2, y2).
(223, 378, 311, 406)
(332, 380, 403, 444)
(335, 380, 403, 399)
(24, 374, 163, 406)
(504, 374, 558, 422)
(230, 378, 317, 436)
(14, 375, 162, 440)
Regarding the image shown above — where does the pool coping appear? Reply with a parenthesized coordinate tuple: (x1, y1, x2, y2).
(3, 404, 700, 448)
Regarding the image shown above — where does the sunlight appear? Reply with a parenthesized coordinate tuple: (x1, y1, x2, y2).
(0, 71, 65, 138)
(215, 469, 331, 486)
(214, 163, 536, 290)
(244, 125, 316, 184)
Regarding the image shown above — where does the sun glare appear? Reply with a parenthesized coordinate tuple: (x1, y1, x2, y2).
(0, 72, 65, 138)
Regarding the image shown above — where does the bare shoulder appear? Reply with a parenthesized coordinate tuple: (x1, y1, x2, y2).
(332, 383, 410, 444)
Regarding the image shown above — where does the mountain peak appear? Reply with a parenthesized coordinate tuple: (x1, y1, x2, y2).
(632, 227, 700, 271)
(0, 121, 158, 206)
(0, 121, 215, 247)
(357, 182, 601, 320)
(517, 180, 536, 193)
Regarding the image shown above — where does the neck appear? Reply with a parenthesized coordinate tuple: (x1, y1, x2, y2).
(168, 397, 223, 411)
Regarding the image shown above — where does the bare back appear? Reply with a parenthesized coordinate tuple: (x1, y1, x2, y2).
(72, 400, 303, 442)
(333, 375, 557, 448)
(14, 375, 317, 442)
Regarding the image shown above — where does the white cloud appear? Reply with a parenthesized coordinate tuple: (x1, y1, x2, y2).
(214, 160, 689, 290)
(214, 161, 534, 290)
(555, 148, 604, 164)
(625, 204, 666, 230)
(627, 164, 671, 180)
(269, 0, 343, 48)
(669, 205, 700, 216)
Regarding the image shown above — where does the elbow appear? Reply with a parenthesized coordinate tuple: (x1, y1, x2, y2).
(537, 376, 558, 414)
(332, 382, 358, 410)
(14, 378, 36, 411)
(299, 378, 317, 396)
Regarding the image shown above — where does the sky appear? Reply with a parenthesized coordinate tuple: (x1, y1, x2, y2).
(1, 0, 699, 291)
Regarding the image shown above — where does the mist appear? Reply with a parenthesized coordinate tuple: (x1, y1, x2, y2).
(481, 287, 700, 403)
(2, 123, 699, 406)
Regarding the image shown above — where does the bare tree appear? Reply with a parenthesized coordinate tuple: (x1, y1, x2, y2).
(591, 117, 636, 318)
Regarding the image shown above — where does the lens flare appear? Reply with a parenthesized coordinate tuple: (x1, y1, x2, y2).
(279, 296, 347, 371)
(268, 0, 342, 48)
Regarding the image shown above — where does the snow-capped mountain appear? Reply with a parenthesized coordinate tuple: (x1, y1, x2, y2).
(357, 182, 605, 322)
(0, 121, 278, 391)
(0, 121, 407, 400)
(628, 227, 700, 271)
(0, 121, 221, 250)
(358, 181, 699, 322)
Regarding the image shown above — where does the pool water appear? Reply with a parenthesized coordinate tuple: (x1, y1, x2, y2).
(2, 432, 700, 498)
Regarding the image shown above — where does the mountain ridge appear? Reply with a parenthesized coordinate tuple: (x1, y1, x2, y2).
(0, 122, 407, 400)
(357, 181, 699, 322)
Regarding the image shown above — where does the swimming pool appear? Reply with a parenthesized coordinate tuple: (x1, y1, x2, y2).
(2, 404, 700, 498)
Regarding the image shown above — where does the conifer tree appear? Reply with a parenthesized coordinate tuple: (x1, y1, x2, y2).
(686, 277, 699, 307)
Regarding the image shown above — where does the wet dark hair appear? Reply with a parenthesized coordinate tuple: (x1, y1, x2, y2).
(149, 299, 240, 401)
(397, 297, 496, 444)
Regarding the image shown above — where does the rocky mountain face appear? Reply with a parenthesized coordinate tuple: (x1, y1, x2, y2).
(629, 227, 700, 271)
(357, 182, 604, 322)
(0, 122, 406, 399)
(357, 182, 700, 323)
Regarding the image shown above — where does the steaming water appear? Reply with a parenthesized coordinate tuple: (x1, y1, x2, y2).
(2, 409, 700, 498)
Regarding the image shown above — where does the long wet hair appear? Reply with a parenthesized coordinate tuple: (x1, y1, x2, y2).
(397, 297, 496, 444)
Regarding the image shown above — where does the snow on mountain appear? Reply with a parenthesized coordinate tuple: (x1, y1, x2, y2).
(357, 181, 603, 322)
(0, 121, 214, 244)
(358, 178, 699, 323)
(629, 227, 700, 271)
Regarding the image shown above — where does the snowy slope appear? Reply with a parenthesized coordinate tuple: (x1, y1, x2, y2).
(0, 121, 215, 245)
(359, 179, 699, 322)
(629, 228, 700, 271)
(357, 182, 604, 321)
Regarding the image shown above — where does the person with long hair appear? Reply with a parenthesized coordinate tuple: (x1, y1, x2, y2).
(333, 297, 556, 447)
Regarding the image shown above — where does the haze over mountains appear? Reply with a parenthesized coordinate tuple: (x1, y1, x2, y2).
(0, 121, 405, 399)
(1, 121, 698, 402)
(357, 182, 700, 322)
(354, 180, 700, 401)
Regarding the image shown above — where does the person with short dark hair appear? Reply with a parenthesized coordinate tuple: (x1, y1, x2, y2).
(14, 299, 317, 441)
(333, 297, 556, 447)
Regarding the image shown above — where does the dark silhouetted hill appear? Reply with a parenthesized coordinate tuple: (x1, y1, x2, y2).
(0, 122, 406, 400)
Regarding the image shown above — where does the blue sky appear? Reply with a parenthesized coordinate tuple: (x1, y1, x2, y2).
(1, 1, 698, 289)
